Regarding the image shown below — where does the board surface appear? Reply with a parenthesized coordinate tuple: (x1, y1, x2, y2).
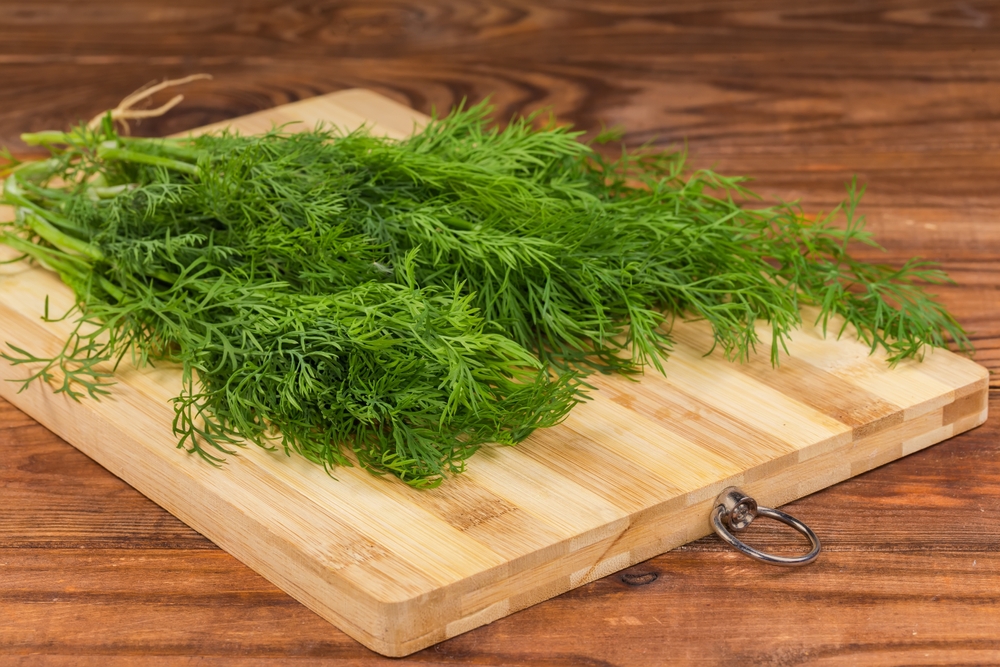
(0, 90, 989, 657)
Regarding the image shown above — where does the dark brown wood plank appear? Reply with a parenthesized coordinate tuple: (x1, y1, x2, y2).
(1, 0, 998, 664)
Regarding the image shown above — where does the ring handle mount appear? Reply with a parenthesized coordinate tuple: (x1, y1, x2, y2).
(710, 486, 821, 567)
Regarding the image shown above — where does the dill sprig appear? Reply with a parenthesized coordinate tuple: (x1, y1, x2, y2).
(0, 102, 968, 486)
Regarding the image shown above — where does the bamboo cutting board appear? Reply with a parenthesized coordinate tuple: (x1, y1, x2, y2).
(0, 90, 989, 657)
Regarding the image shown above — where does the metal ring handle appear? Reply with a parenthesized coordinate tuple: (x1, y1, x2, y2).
(710, 487, 821, 566)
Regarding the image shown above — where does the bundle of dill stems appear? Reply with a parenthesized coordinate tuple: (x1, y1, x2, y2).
(0, 98, 968, 488)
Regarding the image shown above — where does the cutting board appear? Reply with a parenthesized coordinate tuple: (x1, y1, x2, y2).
(0, 90, 988, 657)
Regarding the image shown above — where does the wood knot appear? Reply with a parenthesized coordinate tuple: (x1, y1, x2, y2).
(620, 571, 658, 586)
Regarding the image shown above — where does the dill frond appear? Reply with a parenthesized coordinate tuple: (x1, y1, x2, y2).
(0, 101, 968, 486)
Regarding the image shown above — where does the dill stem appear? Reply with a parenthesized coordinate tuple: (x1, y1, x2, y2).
(120, 137, 203, 162)
(0, 232, 87, 279)
(3, 175, 93, 240)
(97, 146, 199, 176)
(23, 210, 104, 261)
(90, 184, 135, 199)
(98, 276, 125, 301)
(20, 131, 73, 146)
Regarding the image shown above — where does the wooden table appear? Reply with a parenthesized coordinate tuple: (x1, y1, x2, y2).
(2, 2, 998, 664)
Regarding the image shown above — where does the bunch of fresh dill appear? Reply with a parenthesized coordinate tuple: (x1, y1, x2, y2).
(0, 102, 968, 486)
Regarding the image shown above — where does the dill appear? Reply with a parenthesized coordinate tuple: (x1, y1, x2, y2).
(0, 102, 969, 487)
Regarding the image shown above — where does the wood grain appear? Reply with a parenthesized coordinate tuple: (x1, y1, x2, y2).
(1, 0, 999, 664)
